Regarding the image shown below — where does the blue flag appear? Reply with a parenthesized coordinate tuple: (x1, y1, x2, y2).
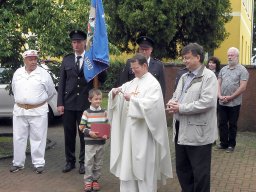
(83, 0, 109, 82)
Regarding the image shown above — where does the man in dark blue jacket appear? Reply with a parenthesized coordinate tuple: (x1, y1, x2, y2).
(57, 30, 106, 174)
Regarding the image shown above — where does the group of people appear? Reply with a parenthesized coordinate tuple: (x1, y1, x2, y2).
(9, 29, 249, 192)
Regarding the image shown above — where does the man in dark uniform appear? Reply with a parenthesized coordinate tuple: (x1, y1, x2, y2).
(118, 36, 166, 98)
(57, 30, 106, 174)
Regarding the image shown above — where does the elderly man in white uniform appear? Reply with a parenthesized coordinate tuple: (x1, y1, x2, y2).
(108, 53, 173, 192)
(10, 50, 56, 174)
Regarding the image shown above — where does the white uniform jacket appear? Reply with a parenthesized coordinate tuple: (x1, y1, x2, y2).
(12, 66, 56, 116)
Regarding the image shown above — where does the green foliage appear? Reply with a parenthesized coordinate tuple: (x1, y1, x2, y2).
(172, 0, 232, 57)
(0, 0, 90, 71)
(101, 92, 108, 109)
(102, 59, 124, 91)
(0, 0, 92, 89)
(0, 0, 232, 91)
(38, 59, 61, 86)
(104, 0, 232, 59)
(0, 136, 13, 158)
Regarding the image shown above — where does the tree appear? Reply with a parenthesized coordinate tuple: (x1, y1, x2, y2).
(104, 0, 232, 59)
(0, 0, 90, 70)
(0, 0, 232, 69)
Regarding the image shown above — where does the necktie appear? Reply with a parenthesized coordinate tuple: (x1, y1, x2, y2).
(76, 56, 82, 72)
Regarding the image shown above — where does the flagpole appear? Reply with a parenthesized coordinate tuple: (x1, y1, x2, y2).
(93, 76, 99, 88)
(86, 3, 99, 88)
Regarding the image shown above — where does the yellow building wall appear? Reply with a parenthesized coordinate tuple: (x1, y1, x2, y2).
(214, 0, 253, 65)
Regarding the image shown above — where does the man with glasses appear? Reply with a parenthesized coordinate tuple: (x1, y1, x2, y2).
(118, 36, 166, 98)
(167, 43, 218, 192)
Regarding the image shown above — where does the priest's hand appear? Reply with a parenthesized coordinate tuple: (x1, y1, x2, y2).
(166, 100, 179, 114)
(124, 92, 132, 101)
(111, 87, 123, 98)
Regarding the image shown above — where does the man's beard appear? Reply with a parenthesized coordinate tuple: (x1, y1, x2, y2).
(228, 60, 238, 66)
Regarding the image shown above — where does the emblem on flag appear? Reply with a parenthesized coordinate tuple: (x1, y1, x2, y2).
(83, 0, 109, 82)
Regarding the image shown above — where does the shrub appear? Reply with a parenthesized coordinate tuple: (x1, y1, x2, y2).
(102, 60, 125, 91)
(40, 58, 126, 92)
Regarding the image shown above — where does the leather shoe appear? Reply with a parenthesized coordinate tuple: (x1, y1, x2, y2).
(215, 144, 227, 150)
(62, 163, 75, 173)
(79, 163, 85, 174)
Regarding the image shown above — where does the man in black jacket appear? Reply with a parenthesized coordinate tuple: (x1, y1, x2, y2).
(118, 36, 166, 98)
(57, 30, 106, 174)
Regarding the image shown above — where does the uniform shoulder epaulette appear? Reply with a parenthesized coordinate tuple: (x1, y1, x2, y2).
(64, 53, 74, 58)
(152, 57, 163, 63)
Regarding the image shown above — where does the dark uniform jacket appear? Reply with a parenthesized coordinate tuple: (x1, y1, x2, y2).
(57, 53, 107, 111)
(118, 57, 166, 98)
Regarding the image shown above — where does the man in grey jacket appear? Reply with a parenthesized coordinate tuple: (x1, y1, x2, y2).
(167, 43, 218, 192)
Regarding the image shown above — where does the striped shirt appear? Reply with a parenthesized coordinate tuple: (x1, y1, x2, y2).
(79, 106, 108, 145)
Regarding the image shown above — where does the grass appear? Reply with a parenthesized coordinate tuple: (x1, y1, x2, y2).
(0, 137, 12, 142)
(102, 92, 108, 109)
(0, 136, 13, 158)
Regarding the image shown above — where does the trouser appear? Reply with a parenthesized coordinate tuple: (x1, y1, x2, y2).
(63, 109, 85, 164)
(218, 105, 241, 148)
(12, 115, 48, 168)
(175, 121, 212, 192)
(84, 145, 104, 182)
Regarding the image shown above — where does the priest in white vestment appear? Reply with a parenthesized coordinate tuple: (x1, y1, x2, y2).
(108, 53, 173, 192)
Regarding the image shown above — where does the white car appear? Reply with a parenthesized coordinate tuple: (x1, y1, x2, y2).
(0, 67, 60, 121)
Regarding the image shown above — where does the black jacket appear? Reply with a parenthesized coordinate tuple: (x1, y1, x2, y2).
(57, 53, 107, 111)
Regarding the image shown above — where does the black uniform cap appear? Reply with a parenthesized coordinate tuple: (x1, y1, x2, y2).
(69, 30, 87, 40)
(136, 36, 154, 48)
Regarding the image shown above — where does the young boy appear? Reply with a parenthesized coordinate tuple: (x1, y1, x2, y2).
(79, 88, 109, 192)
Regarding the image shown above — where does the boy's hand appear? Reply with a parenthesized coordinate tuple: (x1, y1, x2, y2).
(102, 135, 109, 140)
(89, 131, 99, 138)
(79, 126, 84, 132)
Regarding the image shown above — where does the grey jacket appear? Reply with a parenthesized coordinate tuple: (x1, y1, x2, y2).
(172, 66, 218, 146)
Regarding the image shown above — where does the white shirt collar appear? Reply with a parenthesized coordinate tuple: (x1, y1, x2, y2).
(90, 105, 102, 111)
(75, 51, 85, 68)
(75, 51, 85, 61)
(147, 57, 151, 66)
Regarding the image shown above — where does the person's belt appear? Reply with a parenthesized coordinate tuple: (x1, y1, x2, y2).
(16, 101, 46, 110)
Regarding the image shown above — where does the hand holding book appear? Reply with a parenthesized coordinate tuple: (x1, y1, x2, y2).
(91, 123, 111, 138)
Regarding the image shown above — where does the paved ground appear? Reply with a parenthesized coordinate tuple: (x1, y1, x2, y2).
(1, 118, 256, 192)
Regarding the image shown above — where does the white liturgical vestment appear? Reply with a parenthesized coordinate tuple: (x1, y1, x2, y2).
(108, 72, 173, 188)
